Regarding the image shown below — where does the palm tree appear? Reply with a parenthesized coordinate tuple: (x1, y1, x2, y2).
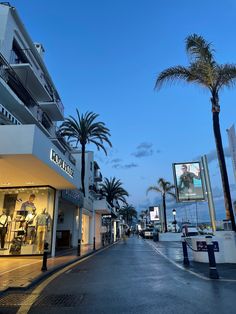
(58, 110, 112, 196)
(119, 204, 137, 226)
(100, 177, 129, 208)
(147, 178, 175, 232)
(155, 34, 236, 231)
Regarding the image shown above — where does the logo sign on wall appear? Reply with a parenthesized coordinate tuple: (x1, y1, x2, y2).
(50, 149, 74, 178)
(173, 161, 205, 202)
(149, 206, 160, 221)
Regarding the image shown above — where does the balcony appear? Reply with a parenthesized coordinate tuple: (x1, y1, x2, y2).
(94, 170, 102, 182)
(93, 199, 112, 215)
(38, 99, 64, 121)
(10, 63, 52, 102)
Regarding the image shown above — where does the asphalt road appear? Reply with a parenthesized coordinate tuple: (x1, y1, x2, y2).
(1, 236, 236, 313)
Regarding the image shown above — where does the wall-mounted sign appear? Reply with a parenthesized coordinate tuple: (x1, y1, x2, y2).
(61, 189, 83, 206)
(50, 149, 74, 178)
(102, 214, 112, 219)
(196, 241, 219, 252)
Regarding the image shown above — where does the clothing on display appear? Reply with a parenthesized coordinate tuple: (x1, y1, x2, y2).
(0, 211, 11, 249)
(36, 209, 49, 253)
(0, 187, 54, 255)
(25, 211, 37, 244)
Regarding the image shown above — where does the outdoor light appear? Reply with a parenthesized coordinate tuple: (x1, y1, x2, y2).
(172, 209, 177, 233)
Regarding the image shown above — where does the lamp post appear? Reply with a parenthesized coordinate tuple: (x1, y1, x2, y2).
(172, 209, 177, 233)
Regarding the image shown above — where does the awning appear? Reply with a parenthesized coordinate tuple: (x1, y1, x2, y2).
(0, 124, 80, 189)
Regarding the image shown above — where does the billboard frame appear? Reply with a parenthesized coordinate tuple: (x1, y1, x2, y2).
(173, 161, 205, 203)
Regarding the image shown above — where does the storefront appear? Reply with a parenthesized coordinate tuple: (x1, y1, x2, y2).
(0, 124, 80, 256)
(57, 189, 83, 249)
(0, 186, 54, 255)
(82, 213, 90, 245)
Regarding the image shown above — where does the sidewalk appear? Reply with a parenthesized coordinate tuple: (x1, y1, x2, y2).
(147, 239, 236, 280)
(0, 243, 103, 293)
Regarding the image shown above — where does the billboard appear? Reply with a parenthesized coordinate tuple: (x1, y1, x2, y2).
(149, 206, 160, 221)
(173, 162, 205, 202)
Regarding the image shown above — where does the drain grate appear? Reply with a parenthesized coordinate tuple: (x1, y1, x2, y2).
(0, 293, 38, 307)
(33, 294, 84, 307)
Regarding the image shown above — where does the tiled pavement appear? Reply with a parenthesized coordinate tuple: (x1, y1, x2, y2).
(0, 244, 101, 292)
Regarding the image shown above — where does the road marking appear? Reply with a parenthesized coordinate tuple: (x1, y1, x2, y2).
(146, 241, 210, 281)
(16, 243, 116, 314)
(147, 241, 236, 282)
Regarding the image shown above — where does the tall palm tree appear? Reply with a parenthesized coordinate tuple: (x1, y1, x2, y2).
(155, 34, 236, 231)
(147, 178, 175, 232)
(100, 177, 129, 208)
(58, 110, 112, 196)
(119, 204, 137, 226)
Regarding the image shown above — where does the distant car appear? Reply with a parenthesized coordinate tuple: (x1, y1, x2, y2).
(182, 225, 198, 237)
(142, 228, 154, 239)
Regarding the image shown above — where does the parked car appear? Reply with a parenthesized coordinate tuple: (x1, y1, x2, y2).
(182, 224, 198, 237)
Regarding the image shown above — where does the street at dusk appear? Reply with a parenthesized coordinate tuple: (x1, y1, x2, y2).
(0, 1, 236, 313)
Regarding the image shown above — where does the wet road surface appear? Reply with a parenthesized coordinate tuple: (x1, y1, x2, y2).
(0, 236, 236, 313)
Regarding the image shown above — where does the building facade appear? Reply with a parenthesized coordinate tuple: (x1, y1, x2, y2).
(0, 3, 81, 256)
(0, 2, 116, 257)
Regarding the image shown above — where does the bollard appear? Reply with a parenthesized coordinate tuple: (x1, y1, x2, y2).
(181, 236, 190, 266)
(205, 236, 219, 279)
(77, 239, 81, 256)
(41, 242, 49, 272)
(93, 237, 96, 251)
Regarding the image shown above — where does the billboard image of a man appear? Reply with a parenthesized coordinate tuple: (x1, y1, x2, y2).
(178, 164, 200, 194)
(173, 162, 205, 202)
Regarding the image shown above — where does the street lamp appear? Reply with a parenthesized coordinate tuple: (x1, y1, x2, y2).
(172, 209, 177, 233)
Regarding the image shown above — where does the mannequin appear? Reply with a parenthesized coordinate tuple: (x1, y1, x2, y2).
(25, 208, 37, 244)
(0, 208, 11, 249)
(36, 208, 48, 253)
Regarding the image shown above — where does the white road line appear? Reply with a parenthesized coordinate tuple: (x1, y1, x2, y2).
(147, 241, 236, 282)
(147, 241, 210, 281)
(147, 242, 236, 282)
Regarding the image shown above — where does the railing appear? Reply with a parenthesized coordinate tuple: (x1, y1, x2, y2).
(0, 52, 38, 108)
(0, 103, 21, 125)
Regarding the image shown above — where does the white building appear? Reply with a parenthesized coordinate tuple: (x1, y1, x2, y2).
(0, 2, 115, 257)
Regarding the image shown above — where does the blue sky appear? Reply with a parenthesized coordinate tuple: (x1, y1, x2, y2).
(10, 0, 236, 222)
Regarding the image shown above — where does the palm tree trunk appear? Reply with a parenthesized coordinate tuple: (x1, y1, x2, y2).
(81, 144, 86, 197)
(212, 108, 236, 231)
(163, 194, 167, 232)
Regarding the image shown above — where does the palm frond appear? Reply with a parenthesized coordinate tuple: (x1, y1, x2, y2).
(155, 66, 192, 90)
(186, 33, 214, 63)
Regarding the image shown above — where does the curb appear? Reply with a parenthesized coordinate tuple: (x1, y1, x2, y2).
(0, 242, 117, 296)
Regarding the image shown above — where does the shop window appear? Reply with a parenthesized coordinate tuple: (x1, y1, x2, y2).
(0, 186, 55, 256)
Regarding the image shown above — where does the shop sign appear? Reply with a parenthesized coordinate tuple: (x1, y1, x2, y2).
(196, 241, 219, 252)
(102, 214, 112, 219)
(50, 149, 74, 178)
(61, 189, 83, 206)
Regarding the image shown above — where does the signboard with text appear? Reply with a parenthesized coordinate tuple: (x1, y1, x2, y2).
(196, 241, 219, 252)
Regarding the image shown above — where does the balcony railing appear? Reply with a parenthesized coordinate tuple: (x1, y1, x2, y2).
(0, 53, 38, 108)
(0, 103, 21, 125)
